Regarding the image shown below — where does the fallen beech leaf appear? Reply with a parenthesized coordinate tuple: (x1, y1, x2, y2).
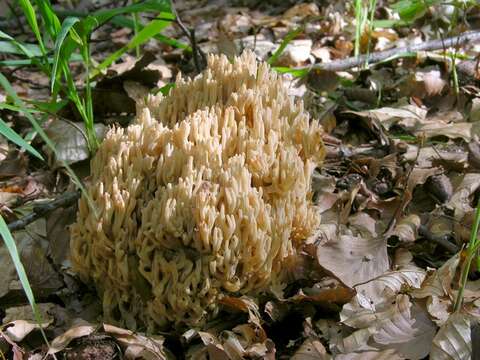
(292, 337, 330, 359)
(45, 121, 107, 166)
(335, 348, 403, 359)
(3, 319, 51, 342)
(284, 3, 320, 20)
(430, 312, 471, 360)
(414, 122, 472, 141)
(346, 104, 427, 130)
(412, 253, 460, 326)
(103, 324, 169, 360)
(277, 39, 313, 66)
(364, 264, 426, 302)
(341, 295, 436, 359)
(447, 173, 480, 219)
(289, 278, 356, 307)
(403, 144, 468, 170)
(388, 214, 421, 242)
(316, 224, 389, 300)
(48, 324, 96, 354)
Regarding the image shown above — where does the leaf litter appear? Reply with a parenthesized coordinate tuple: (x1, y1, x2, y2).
(0, 0, 480, 358)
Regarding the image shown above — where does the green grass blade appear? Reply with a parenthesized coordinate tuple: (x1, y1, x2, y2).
(454, 197, 480, 311)
(273, 66, 309, 77)
(111, 15, 190, 50)
(0, 30, 13, 40)
(0, 53, 83, 67)
(0, 30, 38, 58)
(0, 117, 43, 160)
(0, 41, 42, 57)
(51, 17, 81, 92)
(34, 0, 61, 38)
(18, 0, 47, 55)
(267, 27, 303, 65)
(91, 0, 171, 27)
(92, 13, 174, 77)
(0, 214, 50, 347)
(0, 73, 93, 214)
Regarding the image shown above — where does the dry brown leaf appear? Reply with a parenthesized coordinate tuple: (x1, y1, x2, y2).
(316, 223, 389, 300)
(283, 3, 320, 20)
(45, 121, 106, 166)
(414, 122, 472, 141)
(430, 312, 472, 360)
(387, 214, 421, 242)
(48, 324, 96, 354)
(103, 324, 169, 360)
(412, 253, 460, 326)
(341, 295, 436, 359)
(447, 173, 480, 219)
(3, 320, 51, 342)
(276, 39, 313, 66)
(289, 278, 356, 307)
(292, 337, 331, 359)
(346, 104, 427, 130)
(335, 348, 403, 359)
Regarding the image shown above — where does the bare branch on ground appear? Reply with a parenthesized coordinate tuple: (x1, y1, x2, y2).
(8, 191, 80, 232)
(301, 30, 480, 72)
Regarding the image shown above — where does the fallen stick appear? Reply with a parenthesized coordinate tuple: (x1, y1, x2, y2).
(8, 191, 80, 232)
(300, 30, 480, 72)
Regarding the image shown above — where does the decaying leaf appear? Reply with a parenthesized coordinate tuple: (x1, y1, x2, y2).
(387, 214, 421, 243)
(316, 223, 389, 300)
(412, 253, 460, 326)
(430, 312, 472, 360)
(292, 337, 330, 359)
(45, 121, 107, 166)
(341, 295, 436, 359)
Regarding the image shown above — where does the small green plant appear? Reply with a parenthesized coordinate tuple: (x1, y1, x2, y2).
(0, 215, 51, 348)
(1, 0, 178, 154)
(454, 200, 480, 312)
(267, 26, 303, 66)
(354, 0, 378, 64)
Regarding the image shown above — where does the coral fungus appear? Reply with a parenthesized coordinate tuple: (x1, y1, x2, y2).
(70, 51, 325, 330)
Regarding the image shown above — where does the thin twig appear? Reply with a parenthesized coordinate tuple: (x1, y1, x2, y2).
(8, 191, 80, 232)
(299, 30, 480, 72)
(171, 1, 206, 73)
(418, 225, 459, 253)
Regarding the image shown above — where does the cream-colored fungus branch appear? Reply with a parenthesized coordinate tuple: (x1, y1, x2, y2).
(70, 51, 325, 331)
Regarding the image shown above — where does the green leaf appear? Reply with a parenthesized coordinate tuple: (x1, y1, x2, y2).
(156, 82, 175, 95)
(0, 54, 83, 67)
(111, 15, 190, 50)
(51, 17, 81, 92)
(267, 27, 303, 65)
(0, 30, 38, 58)
(93, 0, 171, 25)
(0, 214, 49, 346)
(34, 0, 61, 38)
(18, 0, 46, 55)
(27, 99, 69, 113)
(391, 0, 440, 21)
(372, 19, 409, 28)
(0, 41, 42, 57)
(93, 13, 174, 77)
(273, 66, 309, 78)
(0, 30, 13, 40)
(0, 117, 43, 160)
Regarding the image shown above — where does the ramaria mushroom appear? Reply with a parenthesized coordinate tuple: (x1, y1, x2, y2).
(70, 51, 325, 331)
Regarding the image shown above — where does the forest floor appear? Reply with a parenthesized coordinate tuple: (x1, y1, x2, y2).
(1, 0, 480, 359)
